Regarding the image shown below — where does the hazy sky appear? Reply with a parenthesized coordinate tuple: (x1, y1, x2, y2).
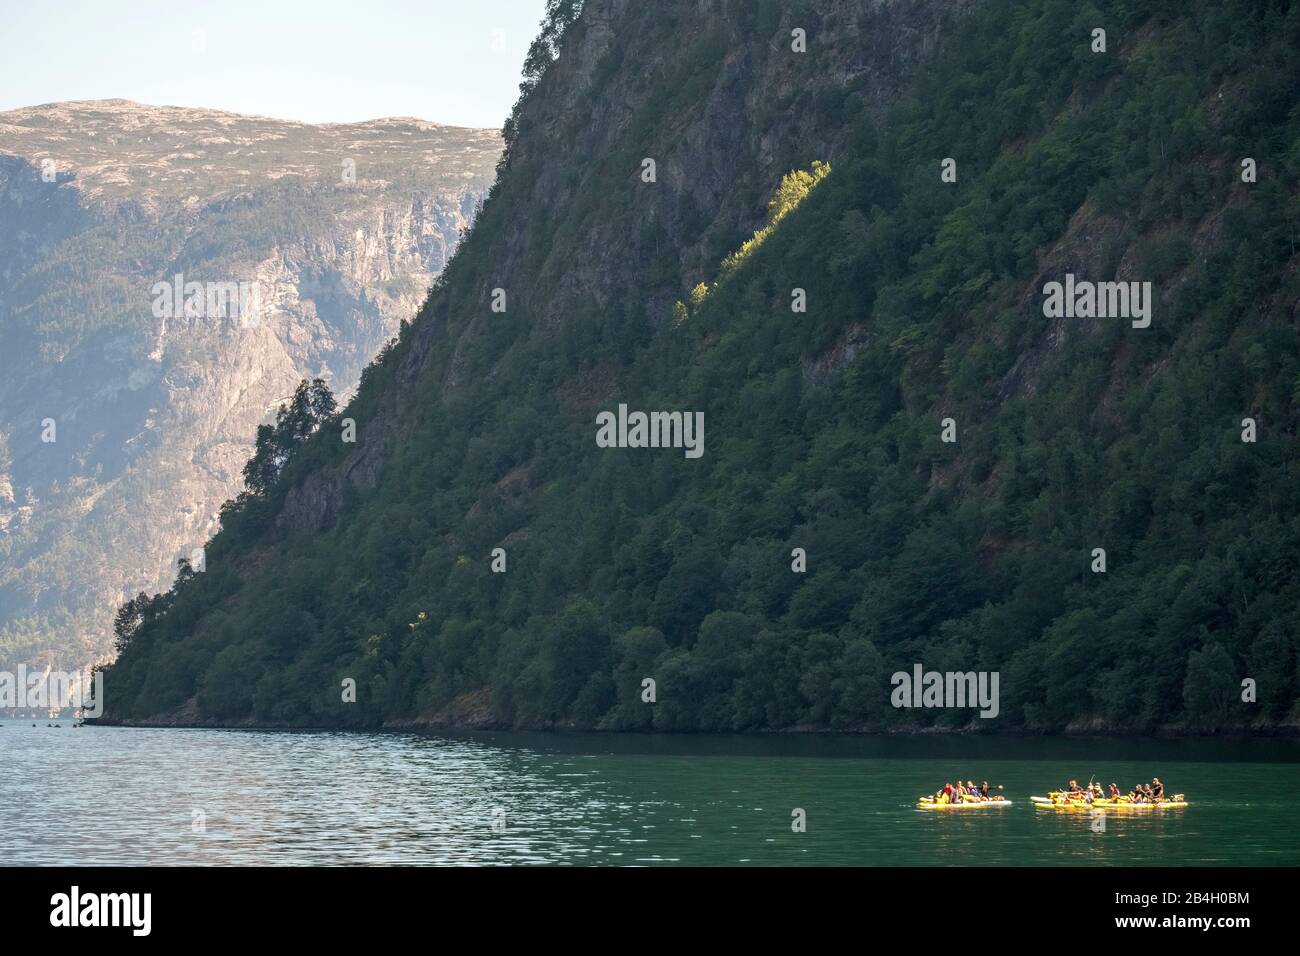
(0, 0, 549, 128)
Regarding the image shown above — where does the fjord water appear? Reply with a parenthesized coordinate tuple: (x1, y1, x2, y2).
(2, 722, 1297, 866)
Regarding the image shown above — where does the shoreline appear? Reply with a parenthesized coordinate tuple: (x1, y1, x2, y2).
(81, 715, 1300, 738)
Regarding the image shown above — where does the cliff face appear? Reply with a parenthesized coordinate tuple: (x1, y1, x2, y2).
(0, 101, 501, 670)
(281, 0, 971, 530)
(101, 0, 1300, 734)
(452, 0, 972, 352)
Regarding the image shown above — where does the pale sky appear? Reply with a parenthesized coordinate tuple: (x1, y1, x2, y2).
(0, 0, 549, 128)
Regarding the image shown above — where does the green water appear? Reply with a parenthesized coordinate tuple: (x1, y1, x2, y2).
(2, 723, 1297, 865)
(466, 732, 1300, 865)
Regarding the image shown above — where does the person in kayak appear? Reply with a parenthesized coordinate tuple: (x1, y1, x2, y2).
(930, 779, 1005, 802)
(1151, 778, 1164, 800)
(1109, 783, 1121, 799)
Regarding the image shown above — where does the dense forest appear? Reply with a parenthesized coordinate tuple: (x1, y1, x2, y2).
(100, 0, 1300, 733)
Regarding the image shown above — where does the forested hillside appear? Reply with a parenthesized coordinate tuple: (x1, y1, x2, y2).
(100, 0, 1300, 733)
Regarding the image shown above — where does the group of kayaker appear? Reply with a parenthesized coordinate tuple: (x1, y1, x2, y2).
(1059, 777, 1168, 803)
(920, 775, 1186, 811)
(931, 779, 1004, 804)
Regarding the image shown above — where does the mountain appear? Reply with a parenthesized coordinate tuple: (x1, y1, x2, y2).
(0, 99, 501, 671)
(101, 0, 1300, 734)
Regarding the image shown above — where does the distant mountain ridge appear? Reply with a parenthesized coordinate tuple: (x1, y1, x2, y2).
(0, 98, 496, 202)
(0, 99, 502, 671)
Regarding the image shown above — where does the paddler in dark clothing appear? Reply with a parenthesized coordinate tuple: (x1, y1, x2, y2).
(1151, 778, 1164, 800)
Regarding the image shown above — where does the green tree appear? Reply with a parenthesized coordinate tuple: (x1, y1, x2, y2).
(1183, 643, 1238, 726)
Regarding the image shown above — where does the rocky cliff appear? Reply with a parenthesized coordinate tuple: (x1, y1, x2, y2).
(0, 100, 501, 670)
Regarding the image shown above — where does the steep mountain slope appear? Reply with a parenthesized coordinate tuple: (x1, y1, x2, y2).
(102, 0, 1300, 734)
(0, 101, 500, 671)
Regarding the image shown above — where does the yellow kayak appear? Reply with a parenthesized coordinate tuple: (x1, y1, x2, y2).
(917, 797, 1012, 810)
(1031, 796, 1187, 810)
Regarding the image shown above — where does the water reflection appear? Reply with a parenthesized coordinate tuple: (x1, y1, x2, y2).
(1, 722, 1297, 865)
